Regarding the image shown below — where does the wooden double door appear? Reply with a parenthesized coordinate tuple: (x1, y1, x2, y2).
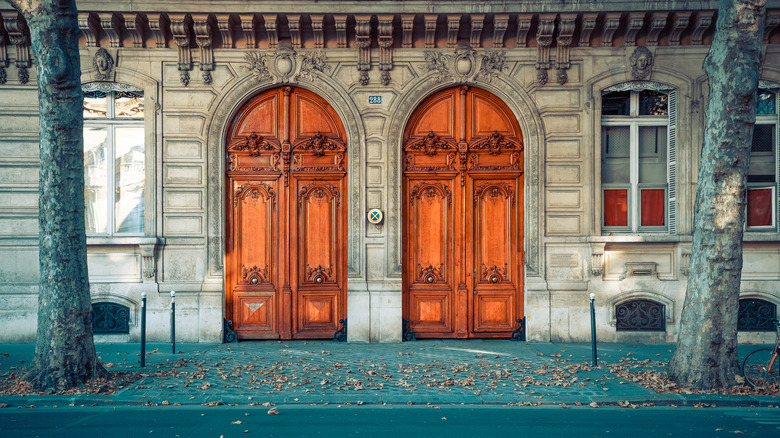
(226, 87, 347, 339)
(403, 86, 524, 338)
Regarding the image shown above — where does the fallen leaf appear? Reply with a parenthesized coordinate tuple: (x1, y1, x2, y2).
(267, 407, 279, 415)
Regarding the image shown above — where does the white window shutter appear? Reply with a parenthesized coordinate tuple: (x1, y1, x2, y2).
(667, 90, 677, 235)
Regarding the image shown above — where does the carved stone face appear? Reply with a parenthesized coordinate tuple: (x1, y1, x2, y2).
(630, 46, 653, 80)
(93, 48, 114, 79)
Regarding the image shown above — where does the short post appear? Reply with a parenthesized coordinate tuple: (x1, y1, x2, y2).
(170, 291, 176, 355)
(140, 291, 147, 367)
(590, 292, 598, 366)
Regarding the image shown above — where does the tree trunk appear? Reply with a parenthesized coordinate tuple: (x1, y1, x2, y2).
(667, 0, 766, 389)
(8, 0, 108, 391)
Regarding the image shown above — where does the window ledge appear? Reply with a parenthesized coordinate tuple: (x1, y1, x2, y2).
(590, 234, 693, 244)
(87, 236, 163, 246)
(744, 233, 780, 242)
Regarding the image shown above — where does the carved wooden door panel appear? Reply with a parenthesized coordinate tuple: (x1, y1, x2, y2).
(226, 87, 347, 340)
(403, 86, 523, 338)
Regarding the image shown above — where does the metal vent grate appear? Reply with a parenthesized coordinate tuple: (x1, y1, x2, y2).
(92, 302, 130, 334)
(615, 299, 665, 331)
(737, 298, 777, 332)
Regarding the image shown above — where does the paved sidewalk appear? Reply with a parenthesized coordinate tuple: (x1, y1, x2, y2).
(0, 341, 777, 408)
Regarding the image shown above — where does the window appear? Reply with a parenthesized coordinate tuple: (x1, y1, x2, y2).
(601, 87, 676, 233)
(747, 86, 779, 231)
(83, 84, 145, 236)
(737, 298, 777, 332)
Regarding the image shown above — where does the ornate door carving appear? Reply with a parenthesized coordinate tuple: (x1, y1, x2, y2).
(403, 86, 524, 338)
(226, 87, 347, 339)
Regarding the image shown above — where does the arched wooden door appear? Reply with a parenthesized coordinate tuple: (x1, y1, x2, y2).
(226, 87, 347, 340)
(403, 86, 524, 338)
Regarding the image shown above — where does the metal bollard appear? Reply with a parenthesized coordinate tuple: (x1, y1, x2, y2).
(140, 291, 147, 367)
(590, 292, 598, 366)
(170, 291, 176, 355)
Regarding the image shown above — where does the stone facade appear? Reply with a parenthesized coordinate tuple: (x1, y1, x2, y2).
(1, 1, 780, 343)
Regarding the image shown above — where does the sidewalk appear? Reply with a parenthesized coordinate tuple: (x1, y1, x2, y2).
(1, 341, 777, 408)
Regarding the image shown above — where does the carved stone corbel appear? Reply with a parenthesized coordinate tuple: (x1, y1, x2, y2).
(556, 14, 576, 85)
(216, 14, 235, 48)
(492, 14, 509, 48)
(192, 14, 214, 84)
(334, 15, 348, 48)
(4, 13, 31, 84)
(98, 13, 122, 48)
(601, 13, 622, 47)
(591, 243, 606, 277)
(624, 12, 645, 47)
(535, 14, 555, 85)
(764, 10, 780, 43)
(148, 14, 170, 49)
(239, 14, 257, 48)
(140, 241, 161, 283)
(378, 15, 394, 86)
(355, 15, 372, 86)
(646, 12, 668, 46)
(170, 14, 193, 86)
(680, 250, 691, 276)
(447, 14, 461, 48)
(691, 11, 714, 45)
(263, 14, 279, 49)
(401, 14, 415, 48)
(579, 13, 598, 47)
(424, 15, 437, 48)
(0, 15, 9, 84)
(310, 14, 325, 49)
(516, 14, 533, 48)
(469, 14, 484, 48)
(124, 13, 147, 48)
(669, 11, 691, 46)
(78, 12, 99, 47)
(287, 14, 302, 49)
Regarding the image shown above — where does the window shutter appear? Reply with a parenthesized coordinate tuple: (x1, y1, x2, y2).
(667, 90, 677, 234)
(776, 94, 780, 233)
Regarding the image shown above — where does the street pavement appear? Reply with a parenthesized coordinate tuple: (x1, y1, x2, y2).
(0, 340, 778, 408)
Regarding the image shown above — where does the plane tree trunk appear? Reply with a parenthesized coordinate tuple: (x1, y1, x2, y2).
(667, 0, 767, 389)
(7, 0, 108, 391)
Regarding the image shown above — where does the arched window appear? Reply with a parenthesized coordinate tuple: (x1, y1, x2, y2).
(82, 82, 145, 236)
(615, 299, 666, 331)
(91, 302, 130, 334)
(747, 84, 779, 231)
(737, 298, 777, 331)
(601, 82, 677, 234)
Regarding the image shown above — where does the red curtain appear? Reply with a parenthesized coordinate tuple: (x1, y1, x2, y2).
(604, 190, 628, 226)
(641, 189, 665, 227)
(747, 188, 773, 227)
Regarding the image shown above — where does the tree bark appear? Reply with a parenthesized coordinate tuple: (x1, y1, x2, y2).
(667, 0, 766, 389)
(8, 0, 108, 391)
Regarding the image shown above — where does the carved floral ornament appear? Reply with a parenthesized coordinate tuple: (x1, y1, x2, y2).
(229, 132, 277, 156)
(419, 48, 507, 84)
(470, 130, 522, 156)
(233, 182, 276, 207)
(474, 182, 516, 205)
(405, 131, 456, 156)
(417, 263, 445, 284)
(482, 263, 508, 283)
(306, 264, 333, 283)
(409, 182, 453, 205)
(243, 46, 330, 84)
(294, 131, 344, 157)
(242, 264, 269, 285)
(298, 182, 340, 206)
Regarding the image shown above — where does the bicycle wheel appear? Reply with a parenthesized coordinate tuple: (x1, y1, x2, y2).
(742, 348, 779, 390)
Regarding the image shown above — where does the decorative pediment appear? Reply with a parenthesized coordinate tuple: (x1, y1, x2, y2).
(293, 132, 344, 157)
(470, 131, 523, 156)
(405, 131, 456, 156)
(228, 132, 278, 156)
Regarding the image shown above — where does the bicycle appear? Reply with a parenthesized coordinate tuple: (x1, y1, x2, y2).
(741, 318, 780, 390)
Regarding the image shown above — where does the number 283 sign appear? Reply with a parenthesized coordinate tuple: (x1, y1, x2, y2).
(368, 96, 382, 104)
